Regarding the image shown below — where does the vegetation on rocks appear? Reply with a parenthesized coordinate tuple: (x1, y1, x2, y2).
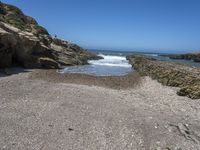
(0, 2, 48, 34)
(127, 55, 200, 99)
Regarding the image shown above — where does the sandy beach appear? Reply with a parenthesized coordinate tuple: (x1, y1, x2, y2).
(1, 69, 200, 150)
(1, 1, 200, 150)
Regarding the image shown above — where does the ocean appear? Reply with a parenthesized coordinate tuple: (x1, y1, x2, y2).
(59, 50, 133, 76)
(59, 50, 200, 76)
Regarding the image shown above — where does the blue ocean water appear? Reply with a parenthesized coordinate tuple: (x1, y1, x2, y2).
(59, 52, 133, 76)
(59, 50, 200, 76)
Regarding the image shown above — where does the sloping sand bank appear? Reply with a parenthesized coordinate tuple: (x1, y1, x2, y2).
(0, 70, 200, 150)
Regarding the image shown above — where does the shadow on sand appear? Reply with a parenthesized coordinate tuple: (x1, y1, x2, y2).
(0, 67, 30, 77)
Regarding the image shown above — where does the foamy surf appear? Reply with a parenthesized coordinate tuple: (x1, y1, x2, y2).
(60, 54, 133, 76)
(89, 54, 132, 68)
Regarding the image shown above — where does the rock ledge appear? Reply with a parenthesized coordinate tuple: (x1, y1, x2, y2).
(127, 55, 200, 99)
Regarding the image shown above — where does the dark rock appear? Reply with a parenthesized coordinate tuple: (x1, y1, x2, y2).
(161, 53, 200, 62)
(68, 128, 74, 131)
(194, 58, 200, 62)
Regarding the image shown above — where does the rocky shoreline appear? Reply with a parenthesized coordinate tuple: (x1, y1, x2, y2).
(160, 53, 200, 62)
(127, 55, 200, 99)
(0, 2, 100, 69)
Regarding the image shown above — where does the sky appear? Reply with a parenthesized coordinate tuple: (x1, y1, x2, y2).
(2, 0, 200, 53)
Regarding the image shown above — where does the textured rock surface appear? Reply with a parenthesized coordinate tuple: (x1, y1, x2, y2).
(161, 53, 200, 62)
(127, 55, 200, 99)
(0, 2, 99, 68)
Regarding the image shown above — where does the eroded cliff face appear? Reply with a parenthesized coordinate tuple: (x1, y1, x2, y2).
(127, 55, 200, 99)
(0, 2, 99, 69)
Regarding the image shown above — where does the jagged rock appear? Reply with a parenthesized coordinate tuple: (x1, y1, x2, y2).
(0, 2, 100, 69)
(127, 55, 200, 99)
(0, 2, 48, 35)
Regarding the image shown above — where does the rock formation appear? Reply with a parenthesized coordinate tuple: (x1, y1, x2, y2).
(127, 55, 200, 99)
(0, 2, 100, 69)
(161, 53, 200, 62)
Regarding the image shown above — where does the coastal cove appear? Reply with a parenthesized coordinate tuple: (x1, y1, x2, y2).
(58, 50, 200, 77)
(1, 1, 200, 150)
(59, 52, 133, 76)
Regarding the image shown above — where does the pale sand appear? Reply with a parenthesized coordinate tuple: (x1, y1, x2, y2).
(0, 70, 200, 150)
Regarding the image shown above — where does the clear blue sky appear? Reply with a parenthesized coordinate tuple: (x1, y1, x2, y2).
(2, 0, 200, 53)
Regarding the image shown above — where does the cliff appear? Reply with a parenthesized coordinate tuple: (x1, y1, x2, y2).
(0, 2, 99, 69)
(127, 55, 200, 99)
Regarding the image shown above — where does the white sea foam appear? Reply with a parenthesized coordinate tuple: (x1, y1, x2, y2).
(89, 54, 132, 68)
(60, 54, 133, 76)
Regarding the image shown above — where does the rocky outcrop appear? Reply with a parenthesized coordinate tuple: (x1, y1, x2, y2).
(0, 2, 49, 35)
(0, 2, 100, 69)
(161, 53, 200, 62)
(127, 55, 200, 99)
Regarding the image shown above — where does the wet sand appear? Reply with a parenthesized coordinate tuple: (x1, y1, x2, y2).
(29, 69, 141, 90)
(0, 69, 200, 150)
